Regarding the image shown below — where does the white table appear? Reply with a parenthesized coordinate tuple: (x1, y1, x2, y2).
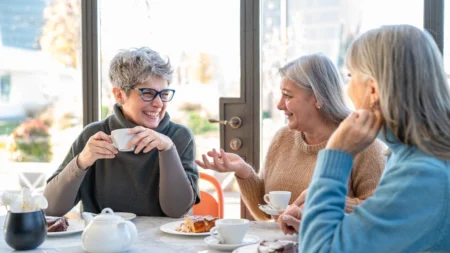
(0, 216, 298, 253)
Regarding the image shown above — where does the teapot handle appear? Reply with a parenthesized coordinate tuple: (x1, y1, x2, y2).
(120, 220, 138, 248)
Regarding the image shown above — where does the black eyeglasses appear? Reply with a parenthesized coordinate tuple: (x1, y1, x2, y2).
(128, 88, 175, 102)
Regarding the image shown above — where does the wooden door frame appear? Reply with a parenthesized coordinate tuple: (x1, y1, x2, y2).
(219, 0, 261, 219)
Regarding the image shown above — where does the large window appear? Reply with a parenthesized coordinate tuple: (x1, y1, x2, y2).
(0, 0, 82, 201)
(98, 0, 241, 218)
(260, 0, 424, 159)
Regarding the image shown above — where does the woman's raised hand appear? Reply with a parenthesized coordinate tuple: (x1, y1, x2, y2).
(127, 126, 174, 153)
(195, 149, 253, 178)
(77, 131, 118, 170)
(326, 109, 383, 156)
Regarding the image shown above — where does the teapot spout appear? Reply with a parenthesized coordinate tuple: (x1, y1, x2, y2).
(82, 212, 94, 226)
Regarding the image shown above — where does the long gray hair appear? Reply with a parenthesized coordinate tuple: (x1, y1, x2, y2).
(346, 25, 450, 160)
(279, 53, 351, 124)
(109, 47, 173, 91)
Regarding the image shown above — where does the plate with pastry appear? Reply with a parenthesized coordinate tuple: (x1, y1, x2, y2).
(160, 215, 218, 236)
(233, 239, 299, 253)
(46, 216, 85, 236)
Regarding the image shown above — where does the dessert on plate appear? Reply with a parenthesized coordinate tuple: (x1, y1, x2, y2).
(176, 215, 218, 233)
(257, 239, 299, 253)
(46, 216, 69, 232)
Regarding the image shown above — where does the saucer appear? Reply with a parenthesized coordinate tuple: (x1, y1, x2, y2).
(258, 204, 282, 216)
(204, 234, 259, 251)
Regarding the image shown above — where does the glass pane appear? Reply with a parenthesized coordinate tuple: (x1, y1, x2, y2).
(0, 0, 82, 214)
(99, 0, 241, 218)
(261, 0, 424, 162)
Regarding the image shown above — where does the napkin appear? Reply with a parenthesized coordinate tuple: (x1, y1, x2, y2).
(0, 188, 48, 213)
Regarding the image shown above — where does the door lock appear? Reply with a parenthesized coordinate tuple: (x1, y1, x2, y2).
(208, 116, 242, 129)
(230, 138, 242, 151)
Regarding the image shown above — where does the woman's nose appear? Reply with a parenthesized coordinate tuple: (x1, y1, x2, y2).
(277, 98, 285, 110)
(151, 95, 163, 107)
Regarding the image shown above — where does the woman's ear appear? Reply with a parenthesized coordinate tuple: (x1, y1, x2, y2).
(112, 87, 125, 105)
(314, 100, 322, 109)
(313, 95, 322, 109)
(368, 78, 380, 105)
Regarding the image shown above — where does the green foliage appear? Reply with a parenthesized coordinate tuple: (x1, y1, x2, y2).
(0, 122, 20, 136)
(187, 111, 218, 135)
(101, 105, 112, 119)
(8, 118, 53, 162)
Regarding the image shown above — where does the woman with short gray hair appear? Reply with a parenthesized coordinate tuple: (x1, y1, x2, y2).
(197, 54, 386, 227)
(44, 47, 200, 217)
(301, 25, 450, 252)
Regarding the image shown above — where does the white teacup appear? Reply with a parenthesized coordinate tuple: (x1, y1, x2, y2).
(263, 191, 291, 210)
(210, 219, 249, 245)
(111, 129, 136, 152)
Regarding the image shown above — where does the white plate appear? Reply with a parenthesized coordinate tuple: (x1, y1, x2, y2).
(258, 204, 282, 216)
(47, 219, 84, 237)
(232, 244, 258, 253)
(159, 220, 210, 236)
(204, 234, 259, 251)
(115, 212, 137, 220)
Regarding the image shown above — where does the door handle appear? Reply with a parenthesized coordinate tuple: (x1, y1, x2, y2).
(208, 116, 242, 129)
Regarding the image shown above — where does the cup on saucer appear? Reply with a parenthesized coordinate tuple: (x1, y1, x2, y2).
(204, 234, 259, 251)
(210, 218, 249, 245)
(263, 191, 291, 210)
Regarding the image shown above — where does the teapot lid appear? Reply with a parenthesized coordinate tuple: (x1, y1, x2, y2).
(93, 208, 122, 222)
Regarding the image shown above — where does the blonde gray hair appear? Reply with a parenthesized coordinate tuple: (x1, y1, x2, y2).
(109, 47, 173, 90)
(346, 25, 450, 160)
(279, 53, 351, 124)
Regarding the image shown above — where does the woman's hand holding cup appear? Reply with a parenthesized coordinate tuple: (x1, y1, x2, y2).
(127, 126, 174, 153)
(77, 131, 118, 170)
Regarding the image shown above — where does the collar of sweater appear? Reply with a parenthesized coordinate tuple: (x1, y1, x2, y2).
(112, 103, 171, 133)
(293, 129, 327, 154)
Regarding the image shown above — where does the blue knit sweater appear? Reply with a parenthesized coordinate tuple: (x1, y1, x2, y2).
(300, 132, 450, 253)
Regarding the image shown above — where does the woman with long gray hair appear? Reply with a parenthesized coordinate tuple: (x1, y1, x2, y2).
(44, 47, 199, 217)
(196, 53, 386, 225)
(300, 25, 450, 252)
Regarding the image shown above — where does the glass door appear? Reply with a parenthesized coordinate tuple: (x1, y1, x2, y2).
(98, 0, 242, 218)
(260, 0, 424, 160)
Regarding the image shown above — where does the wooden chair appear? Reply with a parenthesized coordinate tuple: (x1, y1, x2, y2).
(193, 172, 224, 218)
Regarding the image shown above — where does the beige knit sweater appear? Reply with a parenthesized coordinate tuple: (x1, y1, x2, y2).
(236, 126, 386, 221)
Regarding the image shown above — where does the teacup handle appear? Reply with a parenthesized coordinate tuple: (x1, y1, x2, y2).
(210, 227, 223, 244)
(263, 194, 275, 209)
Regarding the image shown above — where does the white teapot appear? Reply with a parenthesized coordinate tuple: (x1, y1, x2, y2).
(81, 208, 138, 253)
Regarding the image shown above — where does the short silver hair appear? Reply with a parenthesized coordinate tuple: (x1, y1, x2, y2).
(346, 24, 450, 160)
(109, 47, 173, 90)
(279, 53, 351, 124)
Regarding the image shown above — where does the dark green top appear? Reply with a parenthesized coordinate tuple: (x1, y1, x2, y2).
(44, 104, 200, 217)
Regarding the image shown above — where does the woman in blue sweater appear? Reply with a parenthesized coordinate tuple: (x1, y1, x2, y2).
(299, 25, 450, 252)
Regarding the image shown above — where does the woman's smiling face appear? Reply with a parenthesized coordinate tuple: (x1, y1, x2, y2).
(276, 77, 318, 131)
(115, 76, 169, 129)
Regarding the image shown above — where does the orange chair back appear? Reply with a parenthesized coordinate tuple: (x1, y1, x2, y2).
(193, 172, 224, 218)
